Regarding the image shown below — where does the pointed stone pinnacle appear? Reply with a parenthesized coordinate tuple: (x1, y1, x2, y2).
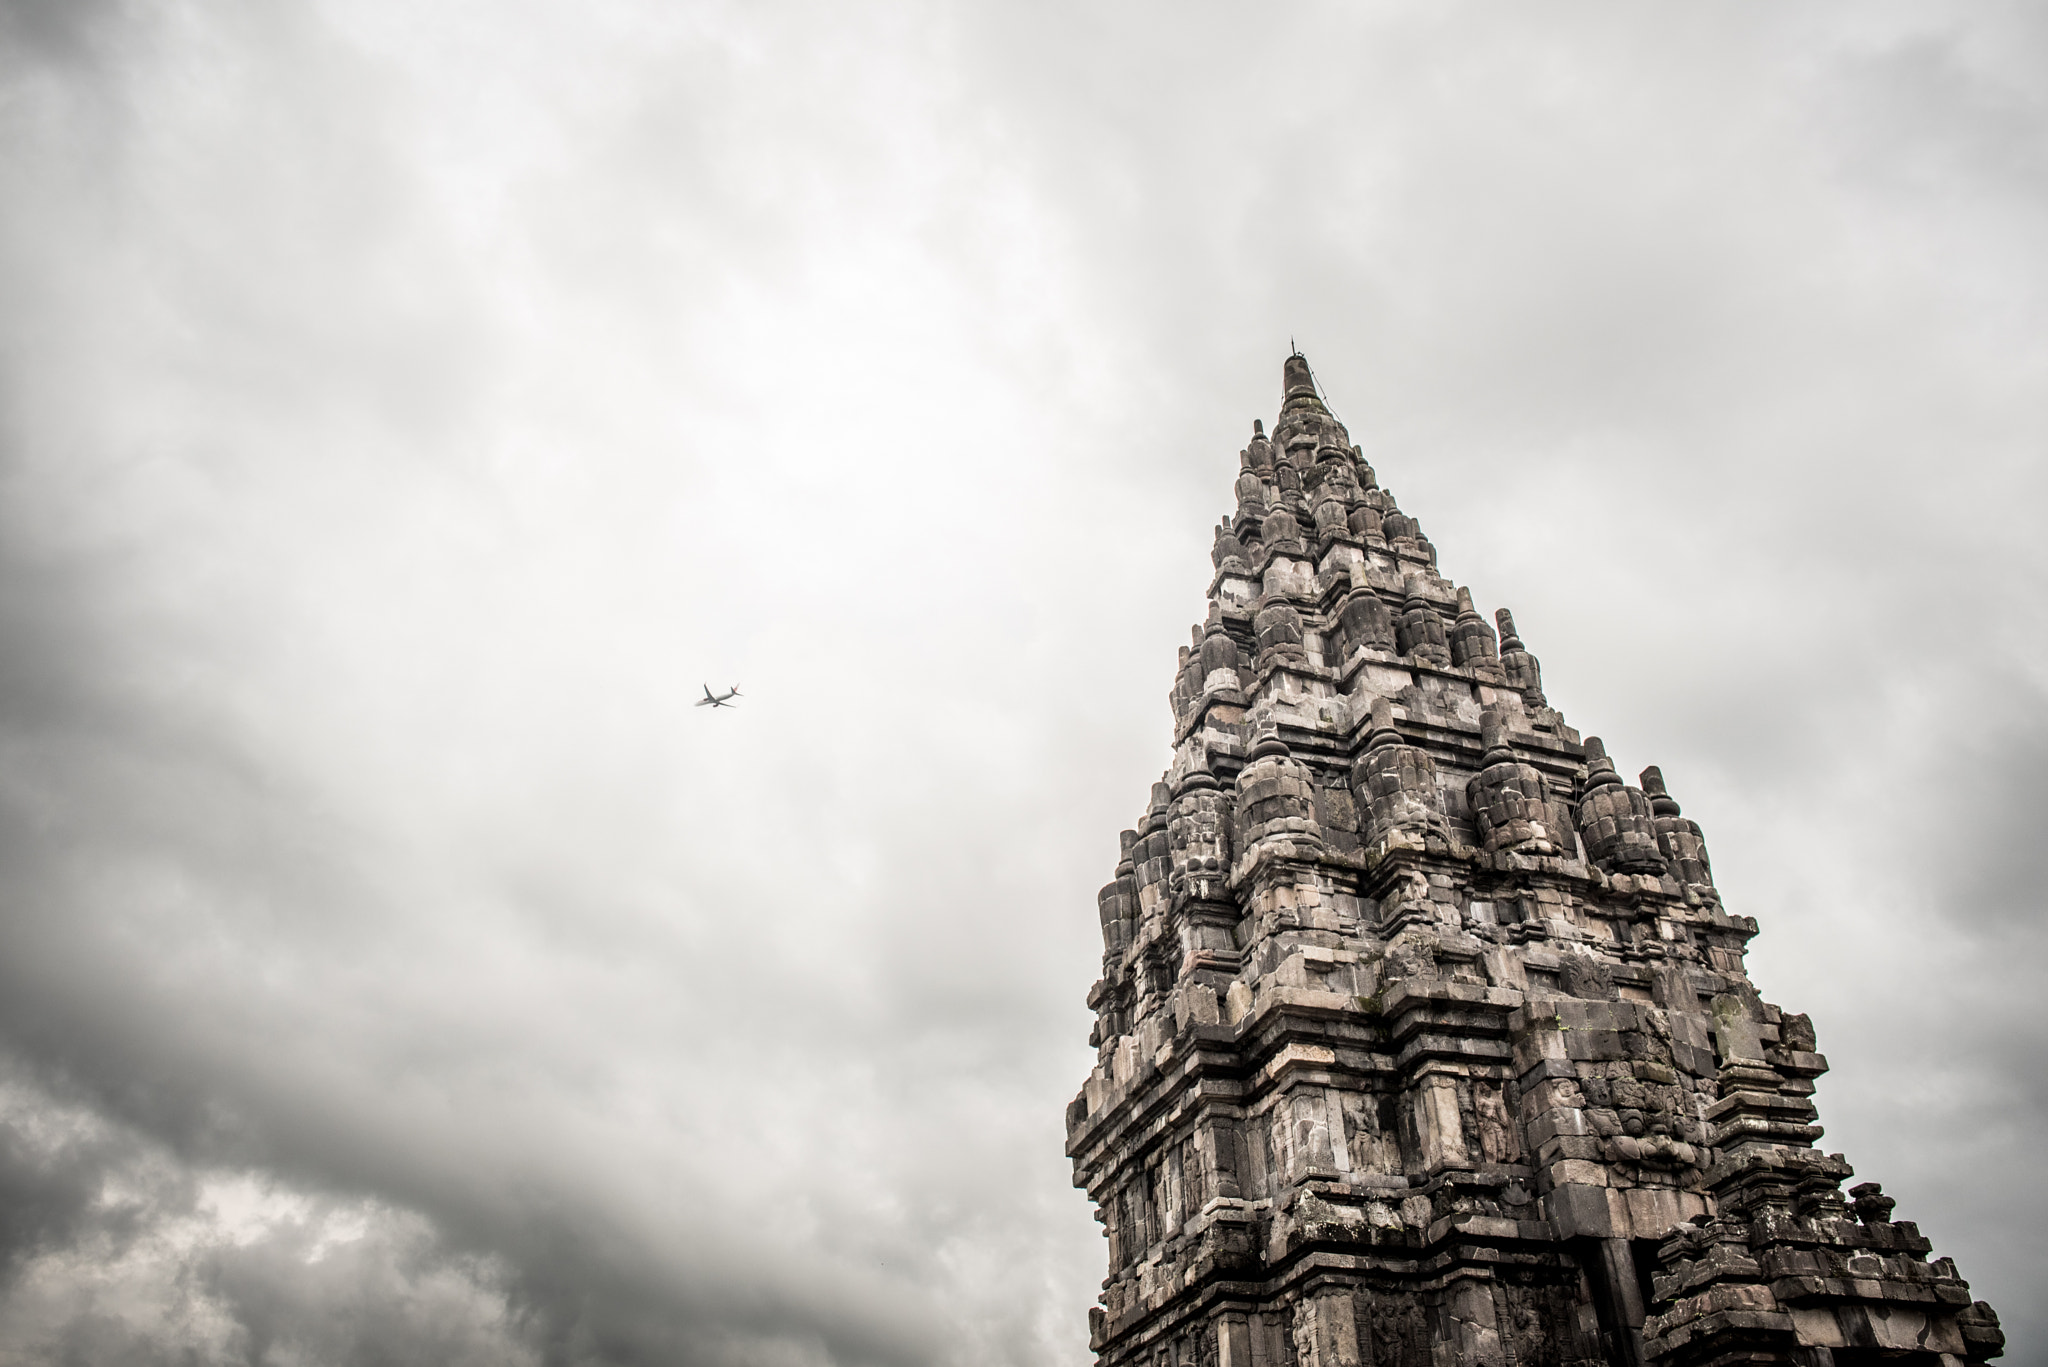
(1582, 735, 1622, 790)
(1479, 707, 1514, 765)
(1283, 353, 1315, 398)
(1364, 694, 1402, 751)
(1641, 765, 1683, 816)
(1072, 354, 1998, 1367)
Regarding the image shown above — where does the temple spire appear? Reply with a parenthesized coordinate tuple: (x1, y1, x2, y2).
(1272, 352, 1349, 462)
(1067, 353, 2001, 1367)
(1282, 353, 1322, 410)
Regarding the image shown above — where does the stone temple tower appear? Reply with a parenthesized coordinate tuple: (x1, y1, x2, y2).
(1065, 356, 2004, 1367)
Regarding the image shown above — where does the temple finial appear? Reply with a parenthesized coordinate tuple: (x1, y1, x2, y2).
(1283, 353, 1319, 405)
(1364, 694, 1401, 750)
(1582, 736, 1621, 790)
(1274, 351, 1346, 457)
(1496, 606, 1547, 706)
(1640, 765, 1682, 816)
(1478, 706, 1514, 765)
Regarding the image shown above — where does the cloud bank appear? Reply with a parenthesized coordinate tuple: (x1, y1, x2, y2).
(0, 1, 2042, 1363)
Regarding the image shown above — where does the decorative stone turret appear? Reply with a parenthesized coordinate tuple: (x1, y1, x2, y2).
(1245, 418, 1275, 471)
(1311, 474, 1351, 551)
(1259, 504, 1305, 557)
(1234, 427, 1270, 537)
(1210, 520, 1248, 573)
(1094, 868, 1132, 959)
(1067, 355, 2000, 1367)
(1641, 765, 1714, 894)
(1252, 599, 1307, 670)
(1347, 501, 1383, 543)
(1332, 568, 1394, 662)
(1271, 353, 1344, 455)
(1351, 695, 1448, 852)
(1381, 497, 1419, 546)
(1576, 736, 1669, 874)
(1236, 722, 1324, 859)
(1274, 459, 1303, 502)
(1447, 586, 1501, 673)
(1167, 759, 1232, 910)
(1497, 607, 1546, 706)
(1466, 707, 1569, 855)
(1168, 643, 1198, 728)
(1195, 613, 1243, 697)
(1395, 574, 1452, 667)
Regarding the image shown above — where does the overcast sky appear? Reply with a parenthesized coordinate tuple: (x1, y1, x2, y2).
(0, 2, 2043, 1364)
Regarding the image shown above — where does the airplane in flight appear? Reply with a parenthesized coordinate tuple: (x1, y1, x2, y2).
(696, 684, 742, 709)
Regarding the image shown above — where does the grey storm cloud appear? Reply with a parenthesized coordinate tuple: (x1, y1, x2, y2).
(0, 1, 2043, 1364)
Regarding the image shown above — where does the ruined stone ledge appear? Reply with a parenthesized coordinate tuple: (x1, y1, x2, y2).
(1709, 1120, 1826, 1152)
(1415, 1211, 1554, 1246)
(1480, 849, 1596, 883)
(1226, 842, 1351, 892)
(1064, 1052, 1251, 1162)
(1766, 1273, 1958, 1308)
(1768, 1048, 1829, 1078)
(1705, 1088, 1818, 1124)
(1382, 976, 1521, 1020)
(1653, 1248, 1769, 1302)
(1543, 1181, 1713, 1241)
(1783, 1302, 1971, 1356)
(1232, 998, 1395, 1057)
(1098, 1236, 1612, 1366)
(1644, 1302, 1799, 1360)
(1333, 658, 1585, 753)
(1394, 1032, 1514, 1072)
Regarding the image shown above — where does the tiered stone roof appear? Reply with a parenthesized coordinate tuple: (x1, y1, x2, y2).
(1067, 355, 2003, 1367)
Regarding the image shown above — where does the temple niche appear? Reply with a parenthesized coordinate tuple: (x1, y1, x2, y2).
(1067, 356, 2003, 1367)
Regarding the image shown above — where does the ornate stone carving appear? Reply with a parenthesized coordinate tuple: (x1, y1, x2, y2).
(1576, 736, 1668, 874)
(1496, 607, 1547, 706)
(1395, 574, 1452, 667)
(1332, 574, 1394, 661)
(1467, 708, 1570, 855)
(1448, 586, 1500, 671)
(1237, 723, 1324, 858)
(1067, 355, 2000, 1367)
(1641, 765, 1714, 893)
(1352, 695, 1448, 850)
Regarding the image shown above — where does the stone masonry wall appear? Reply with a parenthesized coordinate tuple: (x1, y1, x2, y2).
(1066, 356, 2003, 1367)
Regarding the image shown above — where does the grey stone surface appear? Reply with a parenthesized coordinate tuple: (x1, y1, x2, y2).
(1067, 355, 2002, 1367)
